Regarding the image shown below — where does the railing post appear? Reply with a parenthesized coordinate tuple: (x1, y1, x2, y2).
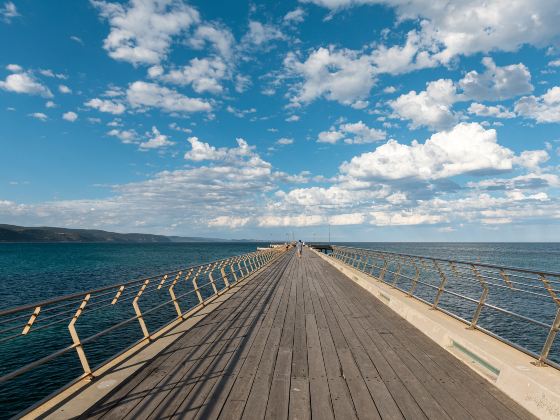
(245, 256, 252, 273)
(352, 252, 359, 267)
(536, 274, 560, 365)
(469, 265, 489, 329)
(133, 280, 151, 340)
(221, 262, 230, 288)
(208, 263, 219, 295)
(392, 259, 403, 286)
(68, 294, 92, 378)
(157, 274, 168, 289)
(192, 271, 204, 305)
(360, 252, 368, 271)
(252, 254, 258, 270)
(408, 259, 420, 297)
(111, 285, 125, 304)
(231, 262, 239, 283)
(255, 254, 262, 268)
(236, 258, 242, 277)
(22, 306, 41, 335)
(168, 271, 183, 318)
(369, 254, 378, 275)
(500, 269, 514, 289)
(431, 260, 447, 309)
(379, 257, 388, 281)
(538, 306, 560, 366)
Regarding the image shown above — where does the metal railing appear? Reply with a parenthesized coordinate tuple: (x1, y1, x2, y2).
(330, 245, 560, 368)
(0, 247, 285, 391)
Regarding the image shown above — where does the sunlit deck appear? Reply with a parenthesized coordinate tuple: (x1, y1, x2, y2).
(74, 249, 534, 419)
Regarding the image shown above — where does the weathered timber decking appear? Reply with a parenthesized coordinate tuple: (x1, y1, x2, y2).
(82, 249, 535, 420)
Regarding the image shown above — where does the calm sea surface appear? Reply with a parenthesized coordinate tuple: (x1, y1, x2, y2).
(0, 242, 559, 417)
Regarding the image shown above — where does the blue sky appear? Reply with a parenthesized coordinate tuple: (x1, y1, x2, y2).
(0, 0, 559, 241)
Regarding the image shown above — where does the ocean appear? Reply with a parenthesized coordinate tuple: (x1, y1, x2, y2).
(0, 242, 559, 417)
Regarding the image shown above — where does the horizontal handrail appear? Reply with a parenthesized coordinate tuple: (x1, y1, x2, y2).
(329, 245, 560, 369)
(343, 247, 560, 278)
(0, 246, 287, 395)
(0, 249, 279, 316)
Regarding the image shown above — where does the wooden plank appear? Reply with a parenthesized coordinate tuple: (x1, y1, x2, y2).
(311, 258, 427, 420)
(305, 259, 358, 420)
(320, 257, 535, 420)
(138, 268, 280, 419)
(289, 377, 311, 420)
(237, 258, 296, 420)
(147, 259, 287, 419)
(305, 314, 334, 420)
(171, 263, 288, 420)
(332, 276, 498, 419)
(291, 262, 308, 379)
(192, 252, 292, 420)
(319, 265, 461, 420)
(308, 259, 381, 420)
(362, 295, 535, 420)
(91, 254, 289, 419)
(263, 261, 298, 420)
(289, 259, 310, 420)
(322, 263, 454, 419)
(85, 285, 249, 418)
(315, 266, 405, 420)
(264, 348, 292, 419)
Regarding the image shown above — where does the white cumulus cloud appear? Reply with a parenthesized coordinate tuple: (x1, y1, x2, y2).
(318, 121, 386, 144)
(458, 57, 533, 101)
(29, 112, 48, 121)
(108, 128, 137, 143)
(92, 0, 200, 65)
(0, 72, 53, 98)
(185, 136, 256, 162)
(139, 126, 174, 149)
(467, 103, 515, 119)
(62, 111, 78, 122)
(58, 84, 72, 94)
(284, 8, 306, 24)
(389, 79, 457, 130)
(284, 47, 376, 106)
(340, 123, 516, 181)
(514, 86, 560, 123)
(85, 98, 126, 114)
(243, 21, 285, 46)
(155, 57, 228, 94)
(126, 81, 212, 113)
(303, 0, 560, 69)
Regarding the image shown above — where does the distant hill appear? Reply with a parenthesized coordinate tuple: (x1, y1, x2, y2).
(168, 235, 225, 243)
(0, 224, 242, 243)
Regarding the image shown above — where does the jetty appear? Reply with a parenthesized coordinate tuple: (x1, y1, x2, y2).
(1, 246, 559, 419)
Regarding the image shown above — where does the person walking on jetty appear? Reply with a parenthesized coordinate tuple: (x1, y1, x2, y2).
(296, 240, 303, 258)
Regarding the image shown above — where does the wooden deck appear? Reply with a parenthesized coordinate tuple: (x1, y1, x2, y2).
(83, 249, 535, 419)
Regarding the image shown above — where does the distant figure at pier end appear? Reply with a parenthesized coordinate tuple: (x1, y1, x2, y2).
(296, 239, 303, 258)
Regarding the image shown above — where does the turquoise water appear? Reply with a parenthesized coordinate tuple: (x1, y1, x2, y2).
(0, 242, 262, 418)
(0, 242, 559, 417)
(0, 242, 263, 309)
